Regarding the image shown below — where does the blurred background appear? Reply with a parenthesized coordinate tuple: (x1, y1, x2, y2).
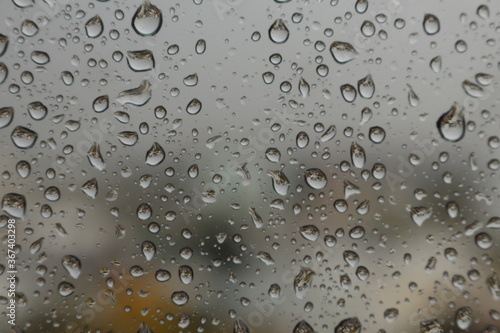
(0, 0, 499, 332)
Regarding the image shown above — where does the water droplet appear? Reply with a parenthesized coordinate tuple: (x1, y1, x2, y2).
(423, 14, 440, 35)
(462, 80, 485, 98)
(361, 20, 375, 37)
(304, 168, 327, 190)
(142, 241, 156, 261)
(155, 269, 171, 282)
(430, 56, 442, 73)
(437, 103, 465, 142)
(234, 319, 250, 333)
(293, 321, 314, 333)
(117, 80, 152, 106)
(335, 317, 361, 333)
(420, 319, 444, 333)
(384, 308, 399, 323)
(475, 73, 493, 86)
(132, 2, 163, 37)
(195, 39, 206, 54)
(341, 84, 357, 102)
(117, 131, 139, 146)
(126, 50, 155, 72)
(186, 98, 202, 115)
(299, 225, 320, 242)
(93, 95, 109, 112)
(11, 126, 38, 149)
(0, 107, 14, 128)
(179, 265, 194, 284)
(351, 142, 366, 168)
(85, 15, 104, 38)
(410, 206, 432, 226)
(358, 74, 375, 98)
(249, 207, 263, 228)
(31, 51, 50, 65)
(81, 178, 98, 198)
(407, 84, 420, 107)
(21, 19, 39, 37)
(62, 255, 82, 279)
(268, 283, 281, 299)
(87, 142, 106, 170)
(58, 282, 75, 297)
(298, 77, 310, 97)
(343, 250, 360, 267)
(356, 266, 370, 281)
(267, 170, 290, 196)
(2, 193, 26, 219)
(294, 267, 315, 299)
(184, 73, 199, 87)
(355, 0, 368, 14)
(16, 161, 30, 178)
(475, 232, 493, 249)
(330, 41, 358, 64)
(477, 5, 489, 19)
(269, 19, 289, 44)
(130, 265, 145, 277)
(256, 251, 275, 265)
(369, 126, 385, 143)
(171, 291, 189, 305)
(146, 142, 165, 166)
(455, 307, 472, 330)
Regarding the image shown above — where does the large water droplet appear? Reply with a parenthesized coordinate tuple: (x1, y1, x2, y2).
(87, 142, 106, 170)
(299, 225, 320, 242)
(127, 50, 155, 72)
(351, 142, 366, 168)
(357, 74, 375, 98)
(21, 19, 39, 37)
(267, 170, 290, 196)
(423, 14, 440, 35)
(2, 193, 26, 219)
(269, 19, 289, 44)
(132, 2, 163, 37)
(117, 80, 152, 106)
(62, 255, 82, 279)
(93, 95, 109, 112)
(330, 41, 358, 64)
(0, 107, 14, 128)
(171, 291, 189, 305)
(437, 103, 465, 142)
(58, 282, 75, 297)
(294, 267, 315, 299)
(146, 142, 165, 166)
(186, 98, 202, 115)
(85, 15, 104, 38)
(81, 178, 98, 198)
(304, 168, 327, 190)
(11, 126, 38, 149)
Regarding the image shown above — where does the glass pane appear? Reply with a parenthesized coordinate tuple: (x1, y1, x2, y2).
(1, 0, 499, 332)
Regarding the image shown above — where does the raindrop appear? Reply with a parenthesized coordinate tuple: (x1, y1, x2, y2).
(2, 193, 26, 219)
(132, 2, 163, 37)
(437, 103, 465, 142)
(330, 41, 358, 64)
(341, 84, 357, 102)
(186, 98, 202, 115)
(21, 20, 39, 37)
(179, 265, 194, 284)
(0, 107, 14, 128)
(423, 14, 440, 35)
(269, 19, 289, 44)
(126, 50, 155, 72)
(299, 225, 320, 242)
(357, 74, 375, 98)
(58, 282, 75, 297)
(304, 168, 327, 190)
(85, 15, 104, 38)
(11, 126, 38, 149)
(267, 170, 290, 196)
(142, 241, 156, 261)
(62, 255, 82, 279)
(117, 80, 152, 106)
(335, 317, 361, 333)
(293, 321, 314, 333)
(171, 291, 189, 306)
(87, 143, 106, 170)
(294, 267, 315, 299)
(146, 142, 165, 166)
(93, 95, 109, 113)
(351, 142, 366, 168)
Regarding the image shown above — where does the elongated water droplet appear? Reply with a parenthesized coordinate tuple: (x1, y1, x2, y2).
(298, 77, 310, 97)
(184, 73, 199, 87)
(411, 206, 432, 226)
(296, 131, 309, 148)
(126, 50, 155, 72)
(358, 74, 374, 98)
(455, 307, 472, 330)
(330, 41, 358, 64)
(234, 319, 250, 333)
(141, 241, 156, 261)
(117, 80, 152, 106)
(31, 50, 49, 65)
(249, 207, 263, 228)
(294, 267, 315, 299)
(407, 84, 420, 107)
(437, 102, 465, 142)
(257, 251, 275, 265)
(16, 161, 30, 179)
(351, 142, 366, 168)
(62, 255, 82, 279)
(269, 19, 289, 44)
(267, 170, 290, 196)
(0, 34, 8, 57)
(430, 55, 442, 73)
(0, 62, 8, 84)
(85, 15, 103, 38)
(117, 131, 139, 146)
(87, 142, 106, 170)
(132, 2, 163, 37)
(343, 250, 360, 267)
(462, 79, 484, 98)
(423, 14, 440, 35)
(355, 0, 368, 14)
